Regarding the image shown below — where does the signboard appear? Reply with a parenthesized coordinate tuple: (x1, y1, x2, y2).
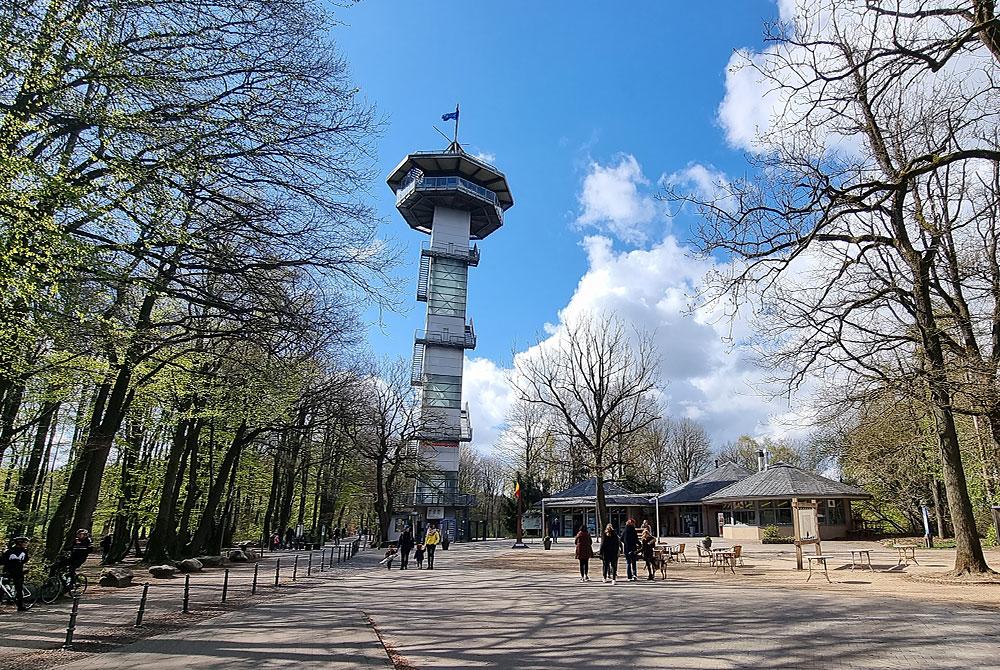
(426, 506, 445, 520)
(522, 514, 541, 531)
(795, 505, 819, 540)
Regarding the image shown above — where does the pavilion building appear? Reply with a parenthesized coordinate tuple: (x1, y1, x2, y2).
(703, 462, 871, 541)
(540, 462, 871, 541)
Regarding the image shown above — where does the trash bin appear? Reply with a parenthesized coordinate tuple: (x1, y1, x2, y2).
(543, 536, 552, 550)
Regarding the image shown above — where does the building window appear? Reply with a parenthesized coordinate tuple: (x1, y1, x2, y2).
(429, 257, 467, 317)
(819, 499, 845, 525)
(730, 501, 756, 526)
(759, 500, 792, 526)
(423, 374, 462, 409)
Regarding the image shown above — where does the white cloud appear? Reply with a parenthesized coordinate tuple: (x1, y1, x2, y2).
(473, 151, 496, 164)
(662, 162, 734, 213)
(576, 154, 659, 244)
(461, 356, 514, 453)
(461, 228, 812, 452)
(718, 48, 779, 151)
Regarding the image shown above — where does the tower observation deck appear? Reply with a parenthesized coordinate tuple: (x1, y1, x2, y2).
(387, 141, 514, 542)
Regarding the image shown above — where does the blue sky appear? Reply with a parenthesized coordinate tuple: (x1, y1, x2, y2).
(332, 2, 790, 449)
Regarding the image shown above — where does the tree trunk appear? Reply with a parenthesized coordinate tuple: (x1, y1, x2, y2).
(10, 397, 59, 536)
(45, 381, 109, 561)
(145, 412, 192, 563)
(187, 422, 247, 557)
(0, 382, 25, 465)
(912, 259, 992, 574)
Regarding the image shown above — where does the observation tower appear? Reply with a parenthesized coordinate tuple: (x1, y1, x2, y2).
(387, 127, 513, 542)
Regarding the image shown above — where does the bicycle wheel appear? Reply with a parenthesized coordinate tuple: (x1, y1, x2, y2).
(21, 584, 38, 609)
(70, 574, 88, 597)
(39, 576, 62, 604)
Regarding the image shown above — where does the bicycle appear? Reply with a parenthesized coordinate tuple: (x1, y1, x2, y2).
(0, 575, 37, 610)
(39, 567, 88, 604)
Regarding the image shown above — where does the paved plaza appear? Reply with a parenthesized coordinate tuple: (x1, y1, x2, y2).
(2, 540, 999, 669)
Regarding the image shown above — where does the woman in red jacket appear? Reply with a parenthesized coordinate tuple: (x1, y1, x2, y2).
(574, 527, 594, 582)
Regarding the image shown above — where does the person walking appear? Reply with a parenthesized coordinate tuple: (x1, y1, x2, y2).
(574, 526, 594, 582)
(1, 536, 30, 611)
(623, 519, 639, 582)
(599, 523, 622, 585)
(640, 529, 658, 581)
(100, 533, 113, 564)
(424, 525, 441, 570)
(398, 527, 415, 570)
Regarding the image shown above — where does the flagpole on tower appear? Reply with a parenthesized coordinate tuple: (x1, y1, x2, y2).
(453, 103, 460, 146)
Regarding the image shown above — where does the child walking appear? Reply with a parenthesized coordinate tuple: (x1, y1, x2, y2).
(414, 543, 425, 569)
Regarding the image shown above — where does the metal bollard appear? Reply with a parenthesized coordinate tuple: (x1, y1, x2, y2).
(307, 552, 312, 577)
(293, 554, 299, 582)
(222, 569, 230, 603)
(252, 562, 259, 595)
(321, 548, 326, 572)
(274, 558, 281, 587)
(62, 596, 80, 649)
(135, 583, 150, 627)
(182, 574, 191, 613)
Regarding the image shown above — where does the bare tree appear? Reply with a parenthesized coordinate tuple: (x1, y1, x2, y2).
(499, 397, 549, 485)
(510, 314, 660, 530)
(666, 418, 712, 485)
(667, 1, 998, 575)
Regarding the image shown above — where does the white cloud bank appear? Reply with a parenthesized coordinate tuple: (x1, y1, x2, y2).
(463, 157, 808, 454)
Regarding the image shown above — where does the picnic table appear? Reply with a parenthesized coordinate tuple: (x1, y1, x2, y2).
(850, 549, 874, 572)
(892, 544, 919, 566)
(712, 547, 735, 574)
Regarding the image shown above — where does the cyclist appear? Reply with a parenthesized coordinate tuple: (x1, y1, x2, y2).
(1, 536, 30, 612)
(51, 529, 93, 588)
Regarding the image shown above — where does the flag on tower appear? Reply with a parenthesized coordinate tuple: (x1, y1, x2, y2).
(442, 106, 459, 122)
(514, 481, 521, 499)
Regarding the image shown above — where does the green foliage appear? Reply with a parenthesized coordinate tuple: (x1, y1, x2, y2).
(761, 525, 793, 544)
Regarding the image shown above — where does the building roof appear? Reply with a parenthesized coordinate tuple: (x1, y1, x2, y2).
(549, 478, 634, 499)
(542, 478, 652, 507)
(655, 462, 753, 505)
(703, 462, 871, 503)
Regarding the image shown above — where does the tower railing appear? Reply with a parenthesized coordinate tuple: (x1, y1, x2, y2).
(414, 322, 476, 349)
(397, 174, 499, 206)
(421, 241, 480, 266)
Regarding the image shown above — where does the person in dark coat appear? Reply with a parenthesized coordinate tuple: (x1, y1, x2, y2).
(640, 529, 658, 580)
(398, 527, 415, 570)
(1, 537, 30, 611)
(599, 524, 622, 584)
(100, 534, 113, 564)
(622, 519, 639, 582)
(574, 527, 594, 582)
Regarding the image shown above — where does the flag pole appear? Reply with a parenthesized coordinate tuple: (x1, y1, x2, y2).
(512, 473, 527, 549)
(453, 103, 460, 147)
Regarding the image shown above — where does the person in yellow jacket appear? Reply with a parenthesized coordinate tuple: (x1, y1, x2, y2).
(423, 526, 441, 569)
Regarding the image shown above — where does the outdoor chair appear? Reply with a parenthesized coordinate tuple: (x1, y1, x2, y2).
(696, 545, 714, 565)
(671, 543, 687, 563)
(732, 545, 744, 567)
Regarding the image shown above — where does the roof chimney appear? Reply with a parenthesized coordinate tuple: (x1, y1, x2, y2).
(757, 449, 766, 472)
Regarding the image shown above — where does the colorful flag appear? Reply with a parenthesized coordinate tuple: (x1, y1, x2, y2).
(514, 481, 521, 499)
(442, 106, 459, 122)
